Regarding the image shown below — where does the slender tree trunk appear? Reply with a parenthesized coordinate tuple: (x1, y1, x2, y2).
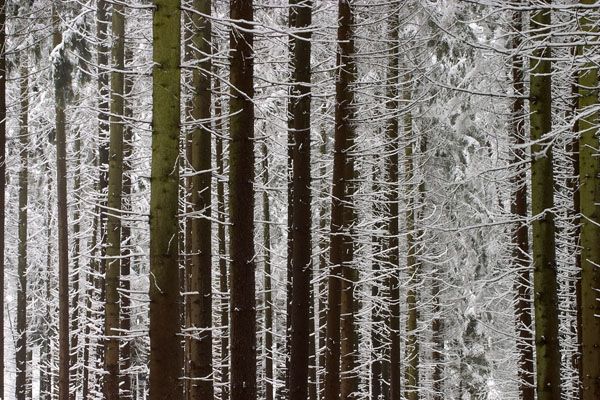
(578, 2, 600, 399)
(104, 2, 125, 398)
(40, 162, 53, 400)
(229, 2, 255, 400)
(16, 53, 29, 400)
(70, 122, 81, 400)
(97, 0, 109, 312)
(325, 2, 355, 400)
(510, 6, 535, 400)
(309, 284, 317, 400)
(370, 163, 386, 400)
(0, 0, 5, 395)
(262, 142, 274, 400)
(285, 7, 296, 396)
(189, 1, 214, 398)
(431, 274, 443, 400)
(385, 9, 401, 400)
(318, 126, 328, 400)
(149, 0, 182, 398)
(289, 1, 313, 399)
(52, 5, 70, 399)
(403, 75, 419, 400)
(121, 47, 134, 400)
(529, 3, 561, 400)
(215, 67, 229, 400)
(93, 1, 110, 389)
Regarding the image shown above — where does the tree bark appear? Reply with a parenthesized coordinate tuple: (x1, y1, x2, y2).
(385, 9, 401, 400)
(104, 2, 125, 398)
(149, 0, 182, 398)
(52, 4, 70, 399)
(403, 74, 419, 400)
(577, 2, 600, 399)
(262, 142, 274, 400)
(510, 6, 535, 400)
(529, 3, 562, 400)
(189, 1, 214, 399)
(325, 2, 356, 400)
(121, 47, 134, 400)
(318, 126, 328, 400)
(229, 2, 256, 400)
(289, 1, 313, 400)
(0, 0, 5, 395)
(16, 52, 29, 400)
(214, 66, 229, 400)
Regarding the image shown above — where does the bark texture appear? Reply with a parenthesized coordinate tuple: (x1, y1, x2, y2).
(325, 2, 356, 400)
(289, 1, 313, 400)
(149, 0, 182, 398)
(529, 4, 562, 400)
(229, 2, 256, 400)
(578, 2, 600, 399)
(104, 2, 125, 398)
(189, 1, 214, 399)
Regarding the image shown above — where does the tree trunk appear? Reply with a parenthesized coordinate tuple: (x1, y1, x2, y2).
(385, 9, 401, 400)
(189, 1, 214, 398)
(325, 2, 355, 400)
(16, 52, 29, 400)
(52, 4, 70, 399)
(0, 0, 5, 395)
(214, 66, 229, 400)
(403, 75, 419, 400)
(318, 126, 328, 400)
(285, 7, 296, 397)
(262, 142, 274, 400)
(121, 47, 134, 400)
(149, 0, 182, 398)
(104, 2, 125, 398)
(229, 2, 256, 400)
(289, 1, 313, 400)
(529, 3, 561, 400)
(510, 6, 535, 400)
(40, 161, 53, 400)
(94, 1, 110, 390)
(70, 116, 82, 400)
(578, 2, 600, 399)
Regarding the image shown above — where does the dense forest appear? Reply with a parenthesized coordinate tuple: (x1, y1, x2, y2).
(0, 0, 598, 400)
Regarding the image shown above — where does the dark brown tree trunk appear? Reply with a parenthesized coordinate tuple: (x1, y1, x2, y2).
(70, 124, 81, 400)
(189, 1, 214, 399)
(510, 6, 535, 400)
(93, 1, 110, 389)
(289, 1, 313, 400)
(104, 2, 126, 398)
(403, 77, 419, 400)
(577, 2, 600, 399)
(318, 126, 328, 400)
(370, 165, 386, 400)
(529, 3, 562, 400)
(121, 47, 134, 400)
(229, 2, 256, 400)
(40, 163, 53, 400)
(325, 2, 356, 400)
(149, 0, 182, 398)
(431, 274, 443, 400)
(214, 66, 229, 400)
(97, 0, 109, 312)
(16, 53, 29, 400)
(285, 6, 296, 397)
(385, 9, 401, 400)
(0, 0, 5, 395)
(53, 4, 70, 399)
(262, 142, 274, 400)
